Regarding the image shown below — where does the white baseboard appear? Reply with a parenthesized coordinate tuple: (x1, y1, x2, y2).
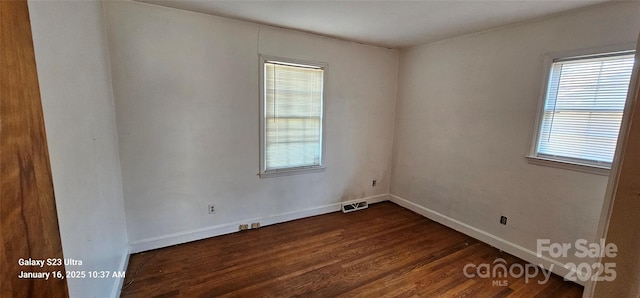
(129, 194, 389, 253)
(127, 193, 584, 287)
(388, 194, 585, 286)
(111, 245, 130, 298)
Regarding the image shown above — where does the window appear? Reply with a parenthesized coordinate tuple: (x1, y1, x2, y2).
(259, 55, 326, 178)
(529, 49, 635, 173)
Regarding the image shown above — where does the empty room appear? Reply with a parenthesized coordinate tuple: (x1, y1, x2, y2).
(3, 0, 640, 297)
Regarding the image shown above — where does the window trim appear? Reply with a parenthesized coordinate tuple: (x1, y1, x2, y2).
(258, 54, 328, 178)
(527, 43, 636, 175)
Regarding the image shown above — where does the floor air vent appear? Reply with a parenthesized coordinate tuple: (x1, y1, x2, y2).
(342, 201, 368, 213)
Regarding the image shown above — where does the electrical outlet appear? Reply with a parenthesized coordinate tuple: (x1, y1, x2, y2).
(500, 216, 507, 225)
(239, 224, 249, 231)
(251, 222, 260, 229)
(208, 204, 215, 214)
(372, 180, 377, 187)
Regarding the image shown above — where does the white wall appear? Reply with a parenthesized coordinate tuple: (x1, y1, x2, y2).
(391, 0, 640, 271)
(28, 1, 129, 297)
(104, 1, 398, 249)
(28, 0, 634, 294)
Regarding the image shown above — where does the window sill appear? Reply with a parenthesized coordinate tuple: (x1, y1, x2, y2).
(525, 156, 610, 176)
(259, 166, 326, 179)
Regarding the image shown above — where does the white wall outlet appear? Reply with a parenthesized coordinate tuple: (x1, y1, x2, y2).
(251, 222, 260, 229)
(208, 204, 215, 214)
(239, 224, 249, 231)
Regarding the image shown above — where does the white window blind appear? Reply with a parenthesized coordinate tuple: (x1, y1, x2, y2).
(536, 51, 634, 167)
(264, 61, 324, 171)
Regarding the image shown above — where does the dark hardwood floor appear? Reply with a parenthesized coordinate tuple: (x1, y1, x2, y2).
(120, 202, 583, 297)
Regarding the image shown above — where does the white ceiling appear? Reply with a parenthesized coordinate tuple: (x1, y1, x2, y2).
(137, 0, 610, 48)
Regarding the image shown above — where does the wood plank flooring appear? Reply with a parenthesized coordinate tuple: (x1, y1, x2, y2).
(120, 202, 582, 297)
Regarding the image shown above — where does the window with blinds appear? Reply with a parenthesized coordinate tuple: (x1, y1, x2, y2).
(533, 51, 635, 168)
(260, 56, 326, 176)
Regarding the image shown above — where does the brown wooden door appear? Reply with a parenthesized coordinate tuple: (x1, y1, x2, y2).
(590, 33, 640, 298)
(1, 1, 69, 297)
